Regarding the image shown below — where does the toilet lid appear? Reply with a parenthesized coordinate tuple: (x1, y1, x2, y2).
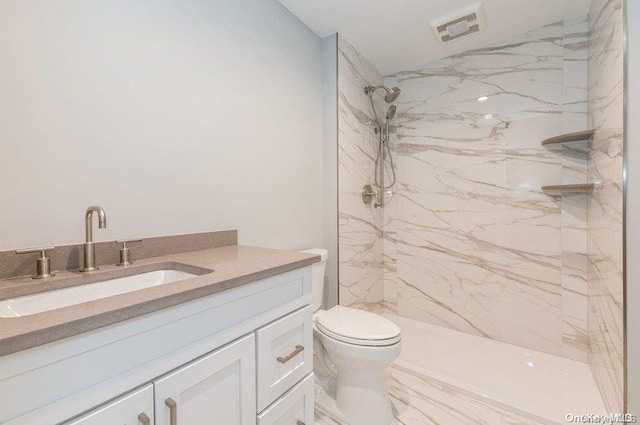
(315, 306, 401, 346)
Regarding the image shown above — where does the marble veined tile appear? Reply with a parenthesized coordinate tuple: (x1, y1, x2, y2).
(386, 22, 567, 356)
(390, 367, 558, 425)
(558, 17, 589, 362)
(337, 14, 620, 395)
(587, 0, 624, 413)
(337, 35, 385, 312)
(562, 16, 589, 134)
(316, 368, 512, 425)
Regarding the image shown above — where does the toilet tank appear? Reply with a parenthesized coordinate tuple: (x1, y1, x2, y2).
(300, 249, 328, 312)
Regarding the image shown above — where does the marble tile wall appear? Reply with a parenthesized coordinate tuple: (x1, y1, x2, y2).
(337, 35, 385, 312)
(382, 77, 400, 315)
(338, 19, 604, 361)
(560, 17, 590, 363)
(587, 0, 625, 413)
(383, 21, 586, 358)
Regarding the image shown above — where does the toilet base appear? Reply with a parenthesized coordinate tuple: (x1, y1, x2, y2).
(314, 356, 397, 425)
(314, 381, 349, 423)
(335, 369, 394, 425)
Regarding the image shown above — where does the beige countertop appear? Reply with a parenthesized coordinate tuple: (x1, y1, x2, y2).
(0, 245, 320, 357)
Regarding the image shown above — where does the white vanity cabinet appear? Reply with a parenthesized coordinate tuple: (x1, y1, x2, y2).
(64, 385, 154, 425)
(0, 266, 314, 425)
(154, 334, 256, 425)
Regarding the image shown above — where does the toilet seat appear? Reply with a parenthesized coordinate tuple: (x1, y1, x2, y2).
(315, 306, 401, 347)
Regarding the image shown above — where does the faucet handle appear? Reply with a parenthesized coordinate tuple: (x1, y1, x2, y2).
(116, 239, 143, 266)
(16, 246, 56, 279)
(116, 239, 143, 248)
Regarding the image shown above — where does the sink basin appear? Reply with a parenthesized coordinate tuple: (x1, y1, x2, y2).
(0, 264, 211, 318)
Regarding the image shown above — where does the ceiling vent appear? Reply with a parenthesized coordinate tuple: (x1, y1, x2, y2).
(430, 2, 487, 44)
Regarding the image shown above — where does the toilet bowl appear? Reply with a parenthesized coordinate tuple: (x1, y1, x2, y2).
(301, 249, 401, 425)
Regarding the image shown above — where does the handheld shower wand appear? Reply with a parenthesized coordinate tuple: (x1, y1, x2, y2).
(386, 104, 397, 138)
(374, 105, 397, 207)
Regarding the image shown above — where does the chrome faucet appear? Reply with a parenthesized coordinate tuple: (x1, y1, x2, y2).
(80, 206, 107, 272)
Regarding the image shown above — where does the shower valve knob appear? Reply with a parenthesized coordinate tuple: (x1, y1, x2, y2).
(362, 184, 376, 205)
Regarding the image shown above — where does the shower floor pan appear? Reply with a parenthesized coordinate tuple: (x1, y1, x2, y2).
(387, 314, 607, 424)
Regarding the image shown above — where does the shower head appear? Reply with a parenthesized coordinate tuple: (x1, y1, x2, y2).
(385, 87, 401, 103)
(364, 85, 402, 103)
(386, 105, 396, 120)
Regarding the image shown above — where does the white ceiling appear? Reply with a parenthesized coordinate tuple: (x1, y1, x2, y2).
(277, 0, 593, 75)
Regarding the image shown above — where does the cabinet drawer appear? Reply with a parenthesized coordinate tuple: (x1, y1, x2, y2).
(257, 374, 314, 425)
(256, 306, 313, 411)
(64, 384, 154, 425)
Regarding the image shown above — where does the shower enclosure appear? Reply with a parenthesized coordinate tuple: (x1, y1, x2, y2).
(329, 0, 626, 422)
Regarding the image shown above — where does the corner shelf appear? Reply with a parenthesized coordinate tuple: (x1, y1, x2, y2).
(541, 129, 595, 146)
(540, 130, 595, 195)
(541, 183, 595, 195)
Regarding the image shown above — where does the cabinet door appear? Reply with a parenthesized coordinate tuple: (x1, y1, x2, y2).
(64, 384, 154, 425)
(154, 334, 256, 425)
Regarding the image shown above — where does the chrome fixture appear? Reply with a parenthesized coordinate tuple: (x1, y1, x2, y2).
(16, 246, 56, 279)
(364, 85, 401, 106)
(386, 105, 397, 120)
(363, 85, 401, 208)
(380, 105, 397, 191)
(362, 184, 376, 205)
(81, 206, 107, 272)
(116, 239, 143, 266)
(363, 85, 401, 127)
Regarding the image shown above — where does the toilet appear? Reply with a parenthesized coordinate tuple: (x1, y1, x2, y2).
(302, 249, 401, 425)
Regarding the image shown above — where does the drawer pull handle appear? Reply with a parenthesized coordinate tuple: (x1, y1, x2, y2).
(277, 345, 305, 363)
(165, 397, 178, 425)
(138, 413, 151, 425)
(297, 421, 306, 425)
